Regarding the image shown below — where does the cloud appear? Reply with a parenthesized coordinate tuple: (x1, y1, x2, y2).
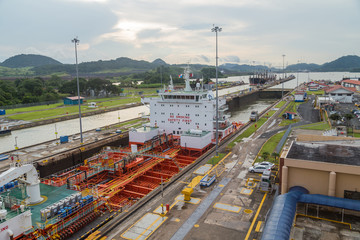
(198, 55, 210, 63)
(0, 0, 359, 65)
(222, 56, 240, 63)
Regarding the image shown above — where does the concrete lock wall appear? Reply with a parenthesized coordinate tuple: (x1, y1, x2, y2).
(227, 90, 288, 110)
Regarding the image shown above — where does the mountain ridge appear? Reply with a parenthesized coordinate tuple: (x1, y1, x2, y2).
(1, 54, 360, 78)
(0, 54, 62, 68)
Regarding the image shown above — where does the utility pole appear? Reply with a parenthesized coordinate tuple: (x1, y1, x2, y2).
(282, 54, 286, 99)
(297, 60, 300, 89)
(212, 25, 222, 158)
(72, 37, 83, 144)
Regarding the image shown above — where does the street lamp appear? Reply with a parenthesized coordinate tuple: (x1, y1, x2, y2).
(72, 37, 83, 144)
(14, 136, 19, 161)
(297, 60, 300, 89)
(282, 54, 285, 99)
(212, 25, 222, 157)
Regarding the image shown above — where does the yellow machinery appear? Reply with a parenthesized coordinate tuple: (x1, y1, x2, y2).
(181, 188, 194, 201)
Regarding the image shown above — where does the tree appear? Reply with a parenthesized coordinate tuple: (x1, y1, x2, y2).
(344, 113, 353, 125)
(59, 78, 87, 95)
(329, 113, 341, 122)
(271, 152, 280, 161)
(48, 75, 65, 89)
(261, 152, 270, 161)
(200, 67, 225, 82)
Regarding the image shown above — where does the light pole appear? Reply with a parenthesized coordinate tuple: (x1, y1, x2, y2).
(55, 124, 58, 144)
(72, 37, 83, 144)
(14, 136, 19, 161)
(282, 54, 285, 99)
(297, 60, 300, 89)
(212, 25, 222, 157)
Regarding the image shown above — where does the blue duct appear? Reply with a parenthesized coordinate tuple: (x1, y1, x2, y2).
(261, 186, 360, 240)
(300, 194, 360, 211)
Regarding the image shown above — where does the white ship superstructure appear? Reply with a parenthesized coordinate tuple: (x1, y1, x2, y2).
(130, 67, 234, 151)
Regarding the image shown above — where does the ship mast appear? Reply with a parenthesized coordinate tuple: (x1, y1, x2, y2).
(169, 75, 174, 91)
(184, 66, 192, 92)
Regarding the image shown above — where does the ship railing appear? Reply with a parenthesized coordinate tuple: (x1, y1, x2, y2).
(37, 198, 104, 232)
(212, 117, 227, 123)
(42, 163, 83, 181)
(9, 159, 35, 169)
(85, 166, 107, 178)
(0, 195, 31, 222)
(218, 105, 229, 111)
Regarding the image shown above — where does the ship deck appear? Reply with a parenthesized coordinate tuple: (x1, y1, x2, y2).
(1, 183, 77, 224)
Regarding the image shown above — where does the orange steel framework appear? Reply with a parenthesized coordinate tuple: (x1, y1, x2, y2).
(38, 133, 199, 238)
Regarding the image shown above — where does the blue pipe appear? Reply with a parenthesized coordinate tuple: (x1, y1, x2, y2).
(261, 186, 360, 240)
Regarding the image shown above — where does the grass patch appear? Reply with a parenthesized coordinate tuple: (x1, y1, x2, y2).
(281, 101, 303, 115)
(6, 88, 157, 118)
(275, 101, 286, 108)
(298, 121, 331, 131)
(228, 117, 268, 149)
(207, 153, 226, 165)
(255, 131, 285, 164)
(95, 97, 141, 108)
(306, 90, 324, 95)
(279, 119, 299, 126)
(5, 102, 63, 114)
(98, 118, 144, 130)
(8, 97, 143, 121)
(8, 105, 83, 121)
(266, 110, 276, 117)
(353, 133, 360, 138)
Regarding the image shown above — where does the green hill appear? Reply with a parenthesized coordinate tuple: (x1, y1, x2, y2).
(1, 53, 360, 79)
(32, 57, 166, 76)
(285, 55, 360, 72)
(317, 55, 360, 71)
(1, 54, 62, 68)
(285, 63, 320, 72)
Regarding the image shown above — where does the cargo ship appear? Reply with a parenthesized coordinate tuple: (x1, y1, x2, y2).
(0, 67, 240, 240)
(249, 70, 295, 86)
(249, 70, 277, 86)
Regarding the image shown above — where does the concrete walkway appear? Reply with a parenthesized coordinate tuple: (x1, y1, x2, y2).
(170, 178, 231, 240)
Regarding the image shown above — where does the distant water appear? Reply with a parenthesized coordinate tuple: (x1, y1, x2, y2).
(271, 72, 360, 89)
(229, 99, 274, 123)
(216, 72, 360, 88)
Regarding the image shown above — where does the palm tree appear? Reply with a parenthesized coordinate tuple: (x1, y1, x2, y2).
(344, 113, 354, 134)
(271, 152, 280, 161)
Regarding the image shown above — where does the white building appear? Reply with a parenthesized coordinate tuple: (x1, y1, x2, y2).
(294, 91, 306, 102)
(341, 79, 360, 92)
(324, 86, 355, 103)
(129, 67, 234, 151)
(316, 96, 335, 108)
(307, 82, 319, 91)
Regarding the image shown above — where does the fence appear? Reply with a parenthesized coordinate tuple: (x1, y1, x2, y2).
(275, 125, 292, 154)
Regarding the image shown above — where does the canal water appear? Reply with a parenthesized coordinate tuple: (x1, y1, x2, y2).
(1, 72, 358, 153)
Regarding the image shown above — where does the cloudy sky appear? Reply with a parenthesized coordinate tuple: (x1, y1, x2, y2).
(0, 0, 359, 67)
